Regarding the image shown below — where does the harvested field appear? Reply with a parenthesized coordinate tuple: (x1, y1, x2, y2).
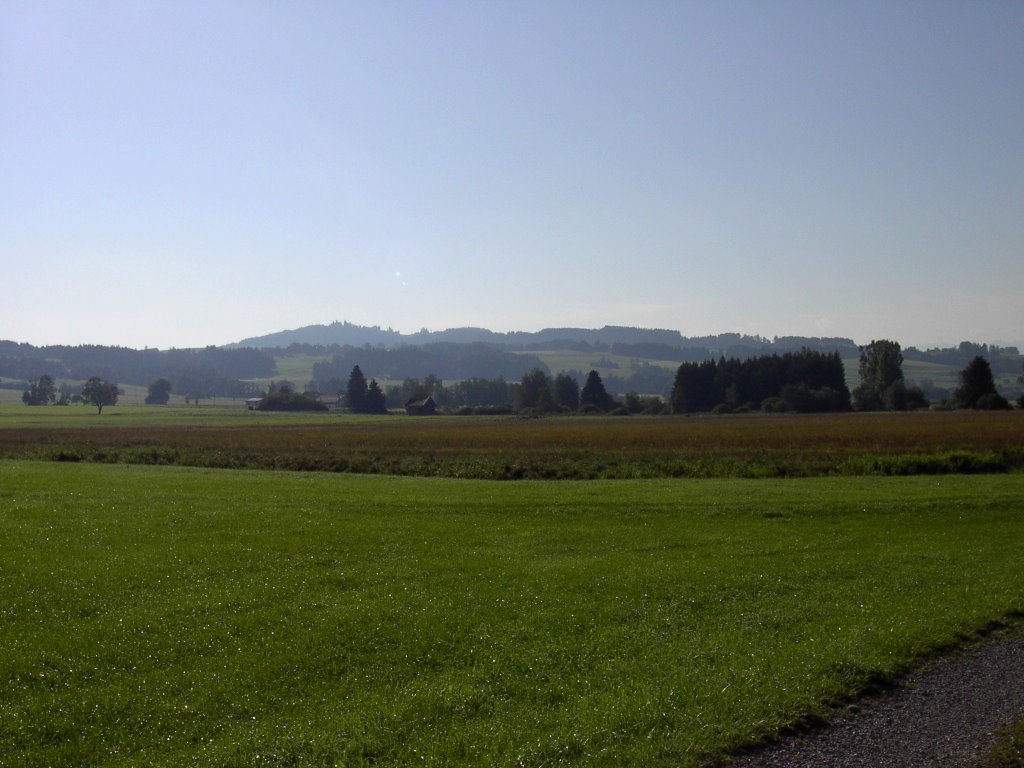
(0, 410, 1022, 479)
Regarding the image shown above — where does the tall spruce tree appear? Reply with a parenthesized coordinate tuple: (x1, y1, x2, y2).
(365, 379, 388, 414)
(580, 370, 615, 411)
(345, 365, 368, 412)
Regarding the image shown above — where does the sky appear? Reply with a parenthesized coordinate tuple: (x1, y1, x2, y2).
(2, 1, 1022, 351)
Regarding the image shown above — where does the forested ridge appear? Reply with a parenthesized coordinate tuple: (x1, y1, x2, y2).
(0, 343, 274, 397)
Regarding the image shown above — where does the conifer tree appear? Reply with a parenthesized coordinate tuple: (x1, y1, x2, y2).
(365, 379, 388, 414)
(580, 370, 615, 411)
(346, 365, 368, 412)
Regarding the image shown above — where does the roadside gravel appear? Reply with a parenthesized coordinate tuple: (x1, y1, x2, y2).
(726, 627, 1024, 768)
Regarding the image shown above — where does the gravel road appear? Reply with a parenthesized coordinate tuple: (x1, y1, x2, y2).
(726, 627, 1024, 768)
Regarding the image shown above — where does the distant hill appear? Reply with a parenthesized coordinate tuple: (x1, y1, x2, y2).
(0, 341, 274, 398)
(229, 321, 861, 357)
(230, 321, 693, 349)
(230, 322, 405, 349)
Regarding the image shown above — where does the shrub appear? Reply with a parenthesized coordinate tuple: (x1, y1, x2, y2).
(257, 391, 328, 412)
(905, 385, 931, 411)
(976, 393, 1011, 411)
(760, 397, 791, 413)
(473, 404, 513, 416)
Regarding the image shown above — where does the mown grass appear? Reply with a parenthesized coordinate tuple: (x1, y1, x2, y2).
(2, 461, 1024, 766)
(1, 410, 1023, 479)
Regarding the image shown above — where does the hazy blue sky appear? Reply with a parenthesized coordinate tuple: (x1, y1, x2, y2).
(3, 1, 1022, 350)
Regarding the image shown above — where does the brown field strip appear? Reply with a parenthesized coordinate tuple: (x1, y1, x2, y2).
(2, 411, 1022, 479)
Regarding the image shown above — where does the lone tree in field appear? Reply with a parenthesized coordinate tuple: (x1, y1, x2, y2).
(22, 374, 57, 406)
(955, 356, 1007, 409)
(853, 339, 904, 410)
(82, 377, 119, 414)
(145, 378, 172, 405)
(345, 365, 368, 413)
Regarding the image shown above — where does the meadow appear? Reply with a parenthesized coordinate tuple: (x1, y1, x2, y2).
(3, 461, 1024, 767)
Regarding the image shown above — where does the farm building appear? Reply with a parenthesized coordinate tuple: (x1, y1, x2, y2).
(245, 397, 264, 410)
(405, 396, 437, 415)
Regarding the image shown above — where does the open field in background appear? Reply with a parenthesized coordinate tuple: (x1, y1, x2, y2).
(270, 353, 333, 383)
(3, 461, 1024, 767)
(901, 359, 963, 390)
(1, 409, 1022, 479)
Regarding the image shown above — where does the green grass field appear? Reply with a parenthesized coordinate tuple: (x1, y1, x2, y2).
(3, 461, 1024, 767)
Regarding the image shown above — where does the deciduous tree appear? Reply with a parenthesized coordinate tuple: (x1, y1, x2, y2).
(853, 340, 904, 410)
(145, 377, 172, 405)
(955, 356, 1004, 409)
(82, 377, 119, 414)
(21, 375, 56, 406)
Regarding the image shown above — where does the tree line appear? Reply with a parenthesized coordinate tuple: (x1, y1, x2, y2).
(397, 343, 1016, 415)
(15, 340, 1020, 415)
(851, 340, 1013, 411)
(670, 350, 850, 413)
(667, 342, 1016, 414)
(21, 374, 120, 413)
(309, 366, 662, 415)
